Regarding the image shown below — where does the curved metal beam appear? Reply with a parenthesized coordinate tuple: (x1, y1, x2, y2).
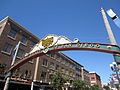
(9, 42, 120, 72)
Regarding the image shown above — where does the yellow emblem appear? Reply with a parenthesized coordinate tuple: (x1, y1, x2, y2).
(42, 37, 53, 47)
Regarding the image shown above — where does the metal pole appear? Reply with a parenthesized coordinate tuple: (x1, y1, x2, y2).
(3, 41, 21, 90)
(3, 72, 12, 90)
(114, 65, 120, 89)
(101, 8, 120, 89)
(110, 63, 120, 89)
(31, 81, 34, 90)
(11, 41, 21, 66)
(81, 67, 84, 81)
(115, 69, 120, 84)
(31, 57, 40, 90)
(101, 7, 117, 45)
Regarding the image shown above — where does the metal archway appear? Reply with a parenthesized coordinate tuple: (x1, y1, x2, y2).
(9, 42, 120, 72)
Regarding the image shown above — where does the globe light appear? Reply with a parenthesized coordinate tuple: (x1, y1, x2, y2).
(110, 64, 114, 71)
(112, 62, 117, 67)
(110, 64, 113, 68)
(109, 62, 120, 88)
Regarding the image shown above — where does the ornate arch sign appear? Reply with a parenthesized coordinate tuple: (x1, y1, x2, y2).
(9, 34, 120, 71)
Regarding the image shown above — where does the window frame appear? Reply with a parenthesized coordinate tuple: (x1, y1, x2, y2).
(49, 62, 55, 70)
(16, 48, 25, 58)
(7, 29, 17, 39)
(40, 71, 47, 79)
(30, 41, 37, 48)
(1, 43, 13, 55)
(21, 35, 28, 45)
(42, 59, 48, 67)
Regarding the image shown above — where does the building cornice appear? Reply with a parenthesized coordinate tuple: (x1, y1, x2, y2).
(0, 16, 40, 41)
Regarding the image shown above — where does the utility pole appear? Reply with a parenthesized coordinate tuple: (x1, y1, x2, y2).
(101, 8, 120, 89)
(101, 7, 117, 45)
(3, 41, 21, 90)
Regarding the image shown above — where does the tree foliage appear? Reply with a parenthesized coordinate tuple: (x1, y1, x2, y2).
(50, 72, 68, 90)
(103, 85, 110, 90)
(73, 80, 86, 90)
(90, 85, 100, 90)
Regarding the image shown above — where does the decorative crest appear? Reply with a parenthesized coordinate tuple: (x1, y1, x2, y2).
(30, 34, 78, 53)
(42, 37, 53, 47)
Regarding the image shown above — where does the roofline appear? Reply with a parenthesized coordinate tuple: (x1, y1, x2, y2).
(0, 16, 40, 40)
(83, 68, 89, 72)
(89, 72, 101, 77)
(59, 52, 83, 67)
(0, 16, 10, 24)
(89, 71, 96, 73)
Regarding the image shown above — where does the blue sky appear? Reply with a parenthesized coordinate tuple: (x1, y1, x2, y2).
(0, 0, 120, 83)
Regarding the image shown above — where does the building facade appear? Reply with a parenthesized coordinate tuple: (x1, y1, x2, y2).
(89, 72, 102, 87)
(0, 16, 39, 80)
(35, 52, 84, 84)
(81, 67, 90, 85)
(0, 16, 91, 86)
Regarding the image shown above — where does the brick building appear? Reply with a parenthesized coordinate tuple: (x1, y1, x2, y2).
(0, 16, 39, 80)
(81, 67, 90, 85)
(0, 16, 91, 88)
(89, 72, 102, 87)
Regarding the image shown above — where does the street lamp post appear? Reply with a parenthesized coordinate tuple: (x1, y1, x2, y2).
(101, 7, 117, 45)
(110, 62, 120, 89)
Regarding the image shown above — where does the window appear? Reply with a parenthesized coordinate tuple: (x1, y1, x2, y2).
(17, 48, 25, 58)
(25, 70, 31, 78)
(2, 43, 13, 54)
(21, 35, 27, 44)
(69, 64, 73, 69)
(42, 59, 48, 66)
(61, 59, 65, 65)
(49, 74, 53, 80)
(41, 71, 46, 79)
(50, 52, 55, 58)
(91, 77, 95, 80)
(66, 70, 69, 75)
(61, 67, 65, 73)
(0, 63, 7, 74)
(56, 65, 59, 70)
(76, 67, 80, 72)
(66, 62, 69, 66)
(30, 41, 37, 48)
(8, 29, 17, 38)
(49, 62, 55, 69)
